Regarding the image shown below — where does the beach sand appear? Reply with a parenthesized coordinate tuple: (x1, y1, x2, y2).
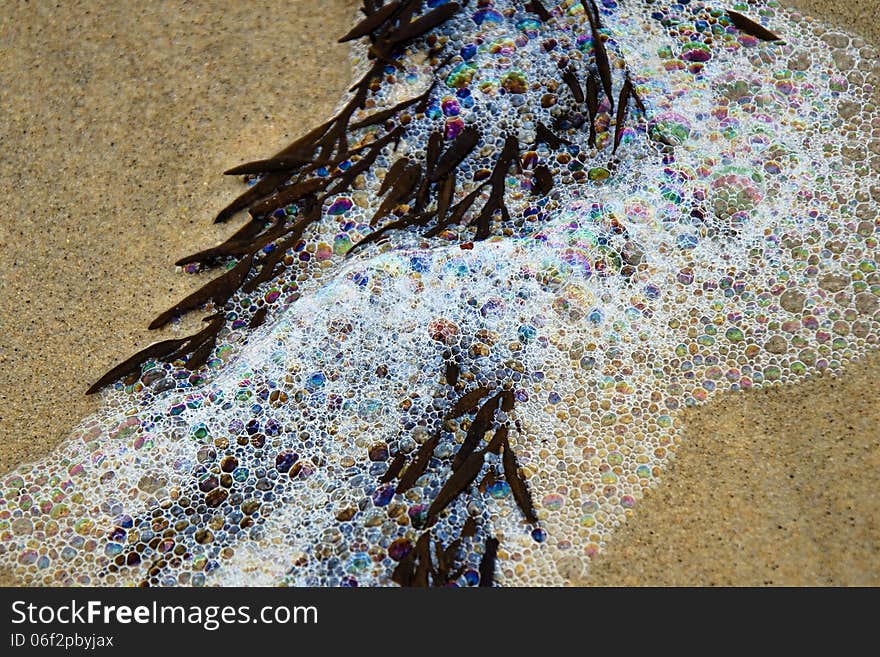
(0, 0, 876, 586)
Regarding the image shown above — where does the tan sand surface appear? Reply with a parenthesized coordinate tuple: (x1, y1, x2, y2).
(0, 0, 876, 586)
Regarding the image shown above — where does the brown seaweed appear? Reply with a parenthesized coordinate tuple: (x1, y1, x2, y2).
(349, 86, 434, 130)
(86, 337, 189, 395)
(532, 164, 553, 197)
(585, 74, 599, 148)
(214, 173, 287, 224)
(242, 211, 319, 293)
(391, 530, 433, 587)
(451, 397, 493, 470)
(248, 306, 268, 329)
(628, 75, 647, 114)
(585, 0, 614, 112)
(452, 390, 513, 469)
(380, 453, 408, 484)
(149, 253, 254, 330)
(426, 448, 485, 525)
(247, 177, 326, 218)
(395, 429, 440, 493)
(345, 213, 424, 257)
(470, 134, 519, 241)
(422, 185, 481, 238)
(174, 218, 270, 267)
(391, 549, 416, 586)
(338, 0, 402, 43)
(443, 385, 492, 420)
(485, 422, 509, 455)
(434, 170, 456, 227)
(583, 0, 603, 29)
(86, 314, 224, 394)
(727, 10, 781, 41)
(444, 359, 460, 386)
(411, 531, 433, 586)
(535, 121, 571, 150)
(525, 0, 551, 21)
(386, 3, 461, 45)
(562, 69, 585, 104)
(501, 435, 538, 524)
(371, 162, 422, 225)
(430, 127, 480, 182)
(378, 157, 412, 197)
(478, 537, 499, 587)
(612, 76, 632, 154)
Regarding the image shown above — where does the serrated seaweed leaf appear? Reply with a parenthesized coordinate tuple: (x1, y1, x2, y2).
(248, 177, 327, 218)
(532, 164, 553, 196)
(87, 314, 223, 394)
(444, 385, 492, 420)
(452, 390, 512, 469)
(586, 3, 614, 112)
(478, 537, 499, 587)
(586, 74, 599, 148)
(184, 335, 216, 371)
(470, 134, 518, 241)
(562, 69, 585, 104)
(582, 0, 603, 29)
(535, 121, 571, 150)
(387, 3, 461, 45)
(434, 170, 456, 228)
(338, 0, 401, 42)
(431, 127, 480, 182)
(452, 402, 492, 471)
(86, 337, 189, 395)
(371, 162, 421, 225)
(324, 126, 405, 197)
(426, 449, 484, 525)
(423, 184, 482, 237)
(149, 253, 254, 330)
(349, 87, 433, 130)
(613, 76, 632, 154)
(247, 306, 268, 329)
(214, 173, 287, 223)
(525, 0, 551, 21)
(380, 453, 407, 483)
(175, 218, 267, 266)
(178, 215, 288, 269)
(221, 118, 336, 177)
(223, 155, 315, 176)
(347, 213, 421, 256)
(424, 131, 443, 181)
(501, 435, 538, 524)
(242, 211, 319, 292)
(378, 157, 412, 196)
(485, 423, 509, 455)
(727, 10, 781, 41)
(395, 429, 440, 493)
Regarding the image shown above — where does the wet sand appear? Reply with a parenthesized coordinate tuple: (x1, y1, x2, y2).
(0, 0, 877, 586)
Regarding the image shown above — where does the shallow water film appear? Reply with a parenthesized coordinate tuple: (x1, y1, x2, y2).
(1, 0, 878, 586)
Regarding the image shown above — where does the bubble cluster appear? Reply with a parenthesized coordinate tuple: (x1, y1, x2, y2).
(1, 0, 878, 586)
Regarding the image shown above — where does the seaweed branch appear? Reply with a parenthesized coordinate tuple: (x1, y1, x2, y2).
(88, 0, 468, 394)
(89, 0, 653, 403)
(383, 376, 539, 587)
